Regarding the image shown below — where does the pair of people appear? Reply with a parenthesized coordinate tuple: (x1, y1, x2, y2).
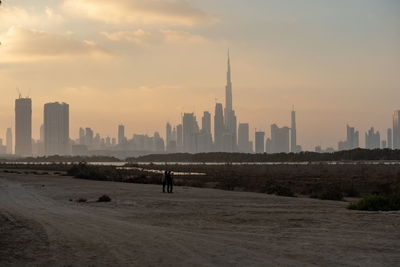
(162, 171, 174, 193)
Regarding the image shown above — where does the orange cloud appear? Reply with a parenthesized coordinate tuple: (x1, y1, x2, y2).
(100, 29, 208, 45)
(63, 0, 212, 26)
(0, 27, 110, 62)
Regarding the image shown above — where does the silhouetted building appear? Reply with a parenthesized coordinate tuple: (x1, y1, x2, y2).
(387, 128, 393, 149)
(79, 128, 85, 145)
(15, 97, 32, 156)
(44, 102, 69, 155)
(263, 138, 271, 154)
(338, 125, 359, 151)
(0, 139, 6, 154)
(166, 122, 172, 151)
(365, 127, 380, 149)
(6, 128, 12, 154)
(393, 111, 400, 149)
(183, 113, 197, 153)
(238, 123, 252, 153)
(291, 110, 297, 153)
(255, 131, 265, 154)
(224, 51, 237, 151)
(118, 125, 125, 145)
(176, 124, 183, 151)
(214, 103, 224, 151)
(198, 111, 213, 152)
(85, 128, 93, 148)
(270, 124, 290, 153)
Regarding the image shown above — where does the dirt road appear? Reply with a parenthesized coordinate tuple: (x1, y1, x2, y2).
(0, 172, 399, 266)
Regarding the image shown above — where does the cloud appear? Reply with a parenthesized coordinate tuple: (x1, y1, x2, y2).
(0, 27, 110, 62)
(100, 29, 208, 45)
(0, 6, 64, 29)
(63, 0, 212, 26)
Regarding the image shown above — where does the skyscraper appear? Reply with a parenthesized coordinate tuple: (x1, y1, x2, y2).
(176, 124, 183, 151)
(214, 103, 224, 151)
(270, 124, 290, 153)
(387, 128, 393, 149)
(15, 97, 32, 156)
(338, 124, 359, 151)
(44, 102, 69, 155)
(182, 113, 197, 153)
(393, 111, 400, 149)
(223, 51, 237, 151)
(166, 122, 172, 150)
(79, 128, 85, 145)
(198, 111, 213, 152)
(255, 131, 265, 154)
(238, 123, 251, 153)
(6, 128, 12, 154)
(118, 125, 125, 145)
(202, 111, 211, 136)
(365, 127, 380, 149)
(291, 109, 297, 153)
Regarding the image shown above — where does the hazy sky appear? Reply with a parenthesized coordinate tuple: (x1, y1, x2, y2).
(0, 0, 399, 150)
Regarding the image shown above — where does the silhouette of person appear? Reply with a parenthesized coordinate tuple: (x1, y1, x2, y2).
(167, 171, 174, 193)
(162, 171, 168, 193)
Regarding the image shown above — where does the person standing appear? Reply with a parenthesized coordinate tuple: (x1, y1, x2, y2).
(162, 171, 168, 193)
(167, 171, 174, 193)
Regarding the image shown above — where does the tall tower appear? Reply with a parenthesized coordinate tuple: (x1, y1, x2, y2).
(223, 50, 237, 151)
(393, 111, 400, 149)
(118, 125, 125, 145)
(44, 102, 70, 155)
(15, 97, 32, 156)
(214, 103, 224, 151)
(291, 109, 297, 153)
(225, 50, 233, 113)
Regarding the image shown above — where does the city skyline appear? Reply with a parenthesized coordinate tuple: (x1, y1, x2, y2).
(1, 52, 399, 156)
(0, 1, 399, 150)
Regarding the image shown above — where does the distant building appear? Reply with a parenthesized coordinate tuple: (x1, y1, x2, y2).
(183, 113, 197, 153)
(255, 131, 265, 154)
(166, 123, 173, 152)
(224, 51, 237, 152)
(365, 127, 380, 149)
(79, 128, 85, 145)
(265, 138, 271, 154)
(118, 125, 125, 145)
(44, 102, 70, 155)
(0, 139, 6, 154)
(198, 111, 213, 152)
(291, 110, 297, 153)
(270, 124, 290, 153)
(393, 110, 400, 149)
(214, 103, 224, 151)
(387, 128, 393, 149)
(15, 97, 32, 156)
(338, 124, 359, 151)
(6, 128, 12, 154)
(176, 124, 183, 151)
(238, 123, 252, 153)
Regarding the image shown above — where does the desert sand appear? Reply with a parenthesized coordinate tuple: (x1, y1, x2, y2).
(0, 171, 399, 267)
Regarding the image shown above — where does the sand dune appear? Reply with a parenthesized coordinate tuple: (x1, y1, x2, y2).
(0, 172, 399, 266)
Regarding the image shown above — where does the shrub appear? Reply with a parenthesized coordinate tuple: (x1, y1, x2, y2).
(348, 193, 400, 211)
(77, 198, 87, 203)
(97, 195, 111, 202)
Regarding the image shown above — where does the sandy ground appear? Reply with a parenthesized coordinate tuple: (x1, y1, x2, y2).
(0, 172, 399, 267)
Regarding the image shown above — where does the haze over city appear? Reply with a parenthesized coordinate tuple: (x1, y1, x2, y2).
(1, 0, 399, 151)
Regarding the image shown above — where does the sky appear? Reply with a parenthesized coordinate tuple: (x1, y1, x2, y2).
(0, 0, 399, 150)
